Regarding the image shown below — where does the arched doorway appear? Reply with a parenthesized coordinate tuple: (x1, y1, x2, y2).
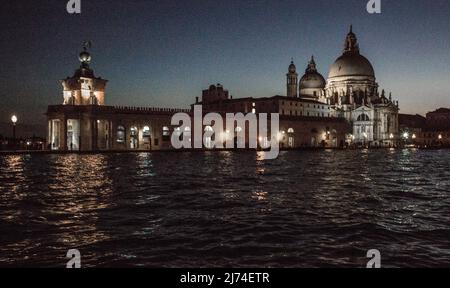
(143, 125, 151, 149)
(235, 126, 244, 148)
(116, 125, 125, 144)
(287, 128, 294, 148)
(204, 126, 214, 149)
(130, 126, 138, 149)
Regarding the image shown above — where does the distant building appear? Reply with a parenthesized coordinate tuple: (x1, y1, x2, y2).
(426, 108, 450, 131)
(325, 26, 399, 147)
(399, 109, 450, 147)
(47, 47, 347, 151)
(47, 47, 189, 151)
(283, 26, 400, 147)
(47, 26, 400, 151)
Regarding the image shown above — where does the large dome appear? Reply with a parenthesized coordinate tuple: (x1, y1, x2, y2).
(328, 53, 375, 78)
(328, 26, 375, 79)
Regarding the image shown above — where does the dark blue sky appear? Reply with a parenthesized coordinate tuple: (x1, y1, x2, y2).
(1, 0, 449, 126)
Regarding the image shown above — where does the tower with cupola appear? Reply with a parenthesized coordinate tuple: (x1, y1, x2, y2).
(61, 42, 108, 106)
(286, 60, 298, 97)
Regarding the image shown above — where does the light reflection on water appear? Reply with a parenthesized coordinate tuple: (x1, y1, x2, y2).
(0, 150, 450, 267)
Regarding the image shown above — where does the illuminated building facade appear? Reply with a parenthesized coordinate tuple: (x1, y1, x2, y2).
(287, 26, 400, 147)
(46, 46, 348, 151)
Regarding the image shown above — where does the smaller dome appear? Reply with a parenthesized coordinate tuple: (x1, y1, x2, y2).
(300, 73, 326, 89)
(299, 56, 326, 89)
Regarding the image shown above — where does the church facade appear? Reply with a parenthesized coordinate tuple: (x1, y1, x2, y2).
(46, 26, 399, 151)
(286, 26, 399, 147)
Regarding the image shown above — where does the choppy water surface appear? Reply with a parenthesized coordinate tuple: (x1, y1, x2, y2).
(0, 149, 450, 267)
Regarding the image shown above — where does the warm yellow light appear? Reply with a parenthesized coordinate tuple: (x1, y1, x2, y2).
(11, 115, 17, 124)
(438, 134, 443, 140)
(412, 134, 417, 139)
(277, 133, 283, 141)
(389, 133, 394, 139)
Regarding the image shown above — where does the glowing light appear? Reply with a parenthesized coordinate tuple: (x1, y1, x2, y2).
(277, 132, 283, 141)
(403, 132, 409, 139)
(412, 134, 417, 139)
(11, 115, 17, 124)
(438, 134, 443, 140)
(389, 133, 394, 139)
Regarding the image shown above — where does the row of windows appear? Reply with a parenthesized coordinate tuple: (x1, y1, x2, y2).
(281, 110, 330, 117)
(281, 101, 328, 109)
(116, 126, 171, 143)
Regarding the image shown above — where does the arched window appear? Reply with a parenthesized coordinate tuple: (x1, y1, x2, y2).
(357, 114, 370, 121)
(143, 126, 151, 137)
(116, 125, 125, 143)
(130, 127, 138, 149)
(143, 126, 151, 144)
(204, 126, 214, 149)
(162, 126, 170, 141)
(162, 126, 170, 136)
(130, 127, 138, 136)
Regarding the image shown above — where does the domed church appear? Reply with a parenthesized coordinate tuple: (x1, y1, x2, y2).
(299, 55, 327, 102)
(288, 26, 399, 147)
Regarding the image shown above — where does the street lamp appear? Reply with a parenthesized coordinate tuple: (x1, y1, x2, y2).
(11, 115, 18, 150)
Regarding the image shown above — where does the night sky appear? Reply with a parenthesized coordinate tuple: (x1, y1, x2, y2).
(1, 0, 449, 132)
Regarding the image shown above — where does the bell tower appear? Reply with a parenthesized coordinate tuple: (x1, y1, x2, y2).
(286, 59, 298, 97)
(61, 42, 108, 106)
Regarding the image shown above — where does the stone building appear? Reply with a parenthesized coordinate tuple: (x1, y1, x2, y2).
(47, 46, 348, 151)
(281, 26, 400, 147)
(47, 48, 189, 151)
(399, 109, 450, 147)
(324, 26, 399, 147)
(47, 26, 399, 151)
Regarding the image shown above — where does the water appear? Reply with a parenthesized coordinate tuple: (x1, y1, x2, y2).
(0, 149, 449, 268)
